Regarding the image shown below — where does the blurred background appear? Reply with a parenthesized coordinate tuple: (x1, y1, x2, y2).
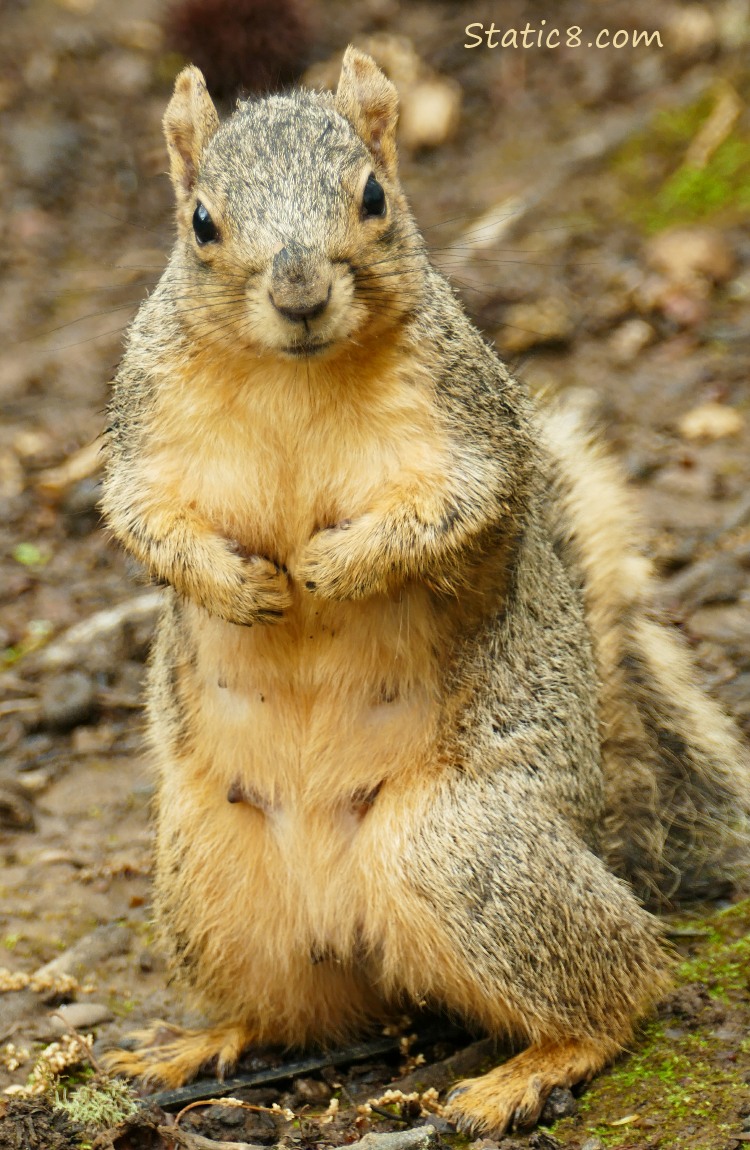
(0, 0, 749, 1128)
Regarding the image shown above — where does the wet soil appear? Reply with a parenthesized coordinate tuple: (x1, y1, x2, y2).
(1, 1, 750, 1147)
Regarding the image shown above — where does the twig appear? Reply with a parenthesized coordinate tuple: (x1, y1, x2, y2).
(174, 1097, 294, 1127)
(159, 1129, 265, 1150)
(353, 1036, 503, 1101)
(36, 437, 103, 498)
(49, 1011, 106, 1077)
(160, 1126, 439, 1150)
(442, 69, 711, 260)
(353, 1127, 438, 1150)
(31, 591, 162, 671)
(149, 1034, 405, 1110)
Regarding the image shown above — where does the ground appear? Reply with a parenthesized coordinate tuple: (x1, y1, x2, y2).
(0, 1, 749, 1148)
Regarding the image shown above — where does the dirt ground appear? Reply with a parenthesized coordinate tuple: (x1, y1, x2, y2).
(1, 1, 750, 1147)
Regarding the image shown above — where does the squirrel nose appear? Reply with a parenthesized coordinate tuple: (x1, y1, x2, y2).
(270, 286, 331, 323)
(270, 245, 332, 322)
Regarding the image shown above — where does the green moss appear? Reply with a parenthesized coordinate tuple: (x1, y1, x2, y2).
(611, 88, 750, 232)
(551, 900, 750, 1148)
(108, 994, 137, 1018)
(53, 1076, 140, 1128)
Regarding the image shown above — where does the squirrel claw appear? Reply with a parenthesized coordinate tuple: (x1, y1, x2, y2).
(101, 1020, 256, 1090)
(296, 516, 383, 600)
(444, 1037, 610, 1137)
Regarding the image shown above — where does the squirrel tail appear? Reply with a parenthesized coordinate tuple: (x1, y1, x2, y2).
(541, 392, 750, 906)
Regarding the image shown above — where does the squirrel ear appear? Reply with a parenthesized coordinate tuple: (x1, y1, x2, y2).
(163, 66, 220, 200)
(335, 47, 399, 173)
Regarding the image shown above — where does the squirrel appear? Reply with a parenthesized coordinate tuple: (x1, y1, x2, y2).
(100, 48, 750, 1136)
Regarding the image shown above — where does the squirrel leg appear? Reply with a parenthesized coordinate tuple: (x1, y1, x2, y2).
(444, 1036, 617, 1136)
(296, 476, 513, 601)
(374, 771, 671, 1137)
(101, 475, 292, 625)
(101, 1020, 256, 1089)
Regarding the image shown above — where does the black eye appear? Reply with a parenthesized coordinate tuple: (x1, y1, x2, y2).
(193, 201, 218, 244)
(362, 174, 386, 218)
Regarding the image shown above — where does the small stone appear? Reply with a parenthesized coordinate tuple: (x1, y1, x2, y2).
(48, 1002, 113, 1035)
(528, 1133, 561, 1150)
(609, 318, 655, 364)
(678, 402, 744, 442)
(539, 1086, 577, 1125)
(7, 115, 82, 197)
(54, 0, 98, 12)
(688, 603, 750, 647)
(425, 1117, 456, 1135)
(38, 671, 96, 732)
(399, 78, 461, 151)
(666, 5, 717, 57)
(580, 1140, 604, 1150)
(102, 51, 152, 96)
(661, 555, 746, 611)
(205, 1104, 246, 1127)
(114, 19, 162, 53)
(646, 227, 735, 288)
(499, 298, 574, 355)
(0, 785, 36, 831)
(714, 1024, 744, 1042)
(293, 1077, 331, 1103)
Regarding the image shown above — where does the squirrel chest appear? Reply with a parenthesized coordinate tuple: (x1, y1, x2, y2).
(153, 355, 445, 846)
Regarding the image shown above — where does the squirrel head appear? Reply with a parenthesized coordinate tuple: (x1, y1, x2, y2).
(161, 48, 426, 363)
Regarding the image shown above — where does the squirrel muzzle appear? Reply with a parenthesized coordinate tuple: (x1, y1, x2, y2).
(270, 244, 333, 323)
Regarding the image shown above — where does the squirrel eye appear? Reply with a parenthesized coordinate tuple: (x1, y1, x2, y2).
(193, 201, 218, 244)
(361, 174, 386, 218)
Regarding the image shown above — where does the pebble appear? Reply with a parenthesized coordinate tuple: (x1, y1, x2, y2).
(205, 1104, 246, 1128)
(660, 555, 746, 611)
(666, 5, 717, 57)
(717, 673, 750, 724)
(687, 603, 750, 648)
(609, 318, 655, 364)
(47, 1001, 113, 1035)
(399, 77, 461, 151)
(528, 1132, 561, 1150)
(0, 784, 36, 831)
(539, 1085, 577, 1124)
(646, 227, 735, 289)
(8, 115, 82, 195)
(580, 1140, 604, 1150)
(678, 402, 745, 442)
(37, 923, 132, 982)
(499, 298, 574, 354)
(101, 50, 152, 96)
(293, 1076, 331, 1103)
(38, 671, 96, 732)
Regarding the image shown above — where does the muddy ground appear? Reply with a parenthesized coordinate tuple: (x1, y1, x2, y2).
(1, 0, 750, 1147)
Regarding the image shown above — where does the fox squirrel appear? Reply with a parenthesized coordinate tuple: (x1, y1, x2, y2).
(100, 48, 750, 1135)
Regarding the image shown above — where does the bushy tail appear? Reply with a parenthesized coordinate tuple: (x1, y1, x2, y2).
(540, 394, 750, 906)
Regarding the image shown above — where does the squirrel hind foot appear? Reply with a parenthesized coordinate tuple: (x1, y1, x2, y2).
(444, 1035, 616, 1137)
(101, 1019, 255, 1089)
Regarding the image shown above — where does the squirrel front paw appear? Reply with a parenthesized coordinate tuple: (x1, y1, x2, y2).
(193, 537, 292, 624)
(296, 516, 387, 600)
(231, 549, 293, 623)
